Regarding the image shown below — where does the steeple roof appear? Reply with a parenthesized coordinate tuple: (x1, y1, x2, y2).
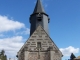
(33, 0, 45, 13)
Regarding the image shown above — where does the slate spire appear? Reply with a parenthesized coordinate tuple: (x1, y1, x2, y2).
(29, 0, 50, 36)
(33, 0, 45, 13)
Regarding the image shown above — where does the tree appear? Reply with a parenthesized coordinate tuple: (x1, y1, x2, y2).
(0, 50, 7, 60)
(1, 50, 5, 55)
(70, 53, 76, 60)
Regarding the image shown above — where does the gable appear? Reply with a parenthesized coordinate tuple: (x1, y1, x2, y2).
(18, 25, 62, 56)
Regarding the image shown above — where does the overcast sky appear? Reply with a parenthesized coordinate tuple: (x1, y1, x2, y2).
(0, 0, 80, 60)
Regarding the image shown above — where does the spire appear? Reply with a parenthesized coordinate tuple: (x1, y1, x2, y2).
(33, 0, 45, 13)
(29, 0, 50, 36)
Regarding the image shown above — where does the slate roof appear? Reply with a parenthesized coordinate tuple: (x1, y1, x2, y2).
(33, 0, 45, 13)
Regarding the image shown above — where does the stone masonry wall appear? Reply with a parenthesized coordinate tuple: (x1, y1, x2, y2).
(27, 51, 50, 60)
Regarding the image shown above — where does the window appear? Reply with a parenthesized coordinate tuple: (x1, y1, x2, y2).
(37, 42, 41, 48)
(37, 13, 42, 21)
(38, 17, 42, 21)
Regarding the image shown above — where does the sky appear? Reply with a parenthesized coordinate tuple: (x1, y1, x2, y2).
(0, 0, 80, 60)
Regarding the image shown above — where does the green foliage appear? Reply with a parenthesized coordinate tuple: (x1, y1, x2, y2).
(0, 50, 7, 60)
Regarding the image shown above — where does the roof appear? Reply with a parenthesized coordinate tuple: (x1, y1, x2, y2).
(18, 25, 63, 57)
(75, 56, 80, 59)
(33, 0, 45, 13)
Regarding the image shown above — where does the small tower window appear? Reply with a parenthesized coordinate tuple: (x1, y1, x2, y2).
(38, 17, 42, 21)
(37, 42, 41, 48)
(37, 13, 42, 21)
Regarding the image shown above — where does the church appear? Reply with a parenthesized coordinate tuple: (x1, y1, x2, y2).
(17, 0, 63, 60)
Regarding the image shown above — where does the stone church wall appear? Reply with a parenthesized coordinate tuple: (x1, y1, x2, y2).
(27, 51, 50, 60)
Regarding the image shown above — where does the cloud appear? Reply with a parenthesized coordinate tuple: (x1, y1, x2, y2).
(0, 36, 24, 59)
(0, 15, 30, 60)
(16, 28, 30, 35)
(23, 28, 30, 34)
(0, 15, 25, 32)
(60, 46, 80, 56)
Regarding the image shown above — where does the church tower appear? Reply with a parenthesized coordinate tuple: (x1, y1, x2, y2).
(30, 0, 50, 36)
(17, 0, 63, 60)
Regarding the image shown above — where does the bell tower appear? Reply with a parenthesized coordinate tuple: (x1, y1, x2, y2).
(17, 0, 63, 60)
(29, 0, 50, 36)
